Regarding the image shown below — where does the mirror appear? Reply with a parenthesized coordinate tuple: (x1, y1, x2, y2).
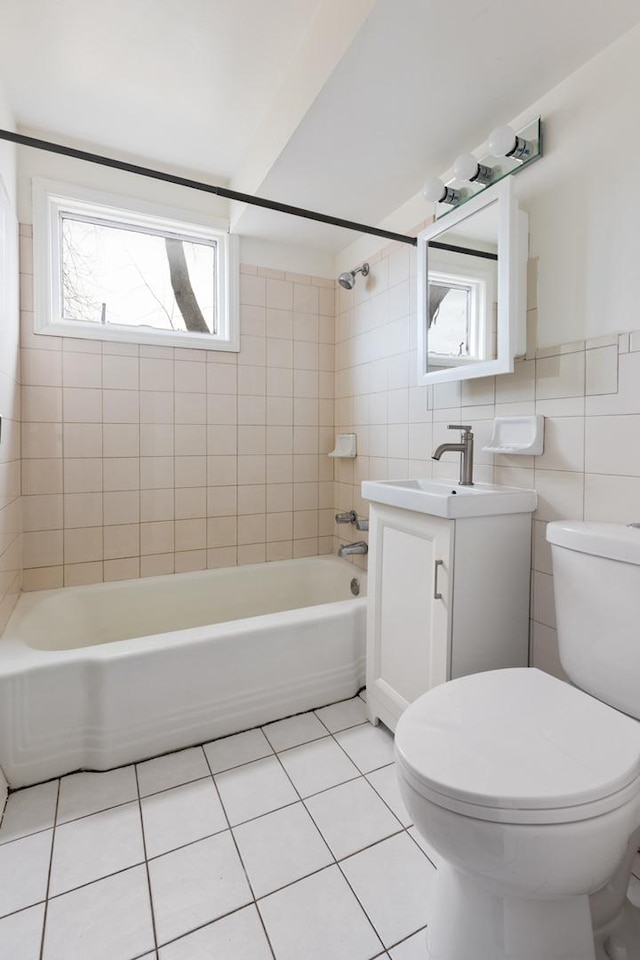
(417, 178, 527, 384)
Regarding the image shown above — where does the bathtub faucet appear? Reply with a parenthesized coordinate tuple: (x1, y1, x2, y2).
(338, 541, 368, 558)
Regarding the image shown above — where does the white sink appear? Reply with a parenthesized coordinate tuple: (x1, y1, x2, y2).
(362, 478, 537, 519)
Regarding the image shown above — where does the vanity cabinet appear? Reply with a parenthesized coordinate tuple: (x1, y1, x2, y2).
(365, 502, 533, 732)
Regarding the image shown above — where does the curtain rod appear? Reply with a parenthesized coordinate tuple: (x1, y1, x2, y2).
(0, 129, 418, 248)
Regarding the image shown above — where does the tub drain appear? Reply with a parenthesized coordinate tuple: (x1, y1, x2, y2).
(350, 577, 360, 596)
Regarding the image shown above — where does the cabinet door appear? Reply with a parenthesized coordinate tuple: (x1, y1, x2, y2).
(366, 504, 452, 731)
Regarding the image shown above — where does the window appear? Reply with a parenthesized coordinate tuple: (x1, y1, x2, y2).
(33, 180, 239, 351)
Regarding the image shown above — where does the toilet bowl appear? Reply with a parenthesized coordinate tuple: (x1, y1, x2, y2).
(394, 522, 640, 960)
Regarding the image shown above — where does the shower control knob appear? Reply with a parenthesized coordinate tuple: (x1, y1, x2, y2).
(335, 511, 357, 524)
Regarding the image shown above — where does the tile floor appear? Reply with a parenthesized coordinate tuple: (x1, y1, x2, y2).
(3, 692, 640, 960)
(0, 692, 439, 960)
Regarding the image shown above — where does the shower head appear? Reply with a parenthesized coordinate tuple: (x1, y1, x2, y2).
(338, 262, 370, 290)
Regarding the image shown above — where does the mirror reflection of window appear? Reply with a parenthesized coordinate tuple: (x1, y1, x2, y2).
(417, 178, 527, 385)
(426, 207, 498, 370)
(428, 283, 472, 358)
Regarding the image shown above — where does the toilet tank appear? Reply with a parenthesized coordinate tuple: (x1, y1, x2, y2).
(547, 521, 640, 720)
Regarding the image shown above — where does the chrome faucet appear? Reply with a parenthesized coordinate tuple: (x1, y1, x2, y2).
(338, 541, 368, 558)
(432, 424, 474, 486)
(335, 510, 369, 531)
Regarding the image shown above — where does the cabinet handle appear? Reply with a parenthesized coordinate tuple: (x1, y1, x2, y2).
(433, 559, 444, 600)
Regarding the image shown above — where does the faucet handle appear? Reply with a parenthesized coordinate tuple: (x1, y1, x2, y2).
(447, 424, 473, 434)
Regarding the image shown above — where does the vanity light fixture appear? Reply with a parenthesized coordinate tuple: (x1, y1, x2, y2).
(453, 153, 493, 185)
(422, 178, 461, 205)
(423, 117, 542, 213)
(488, 124, 534, 160)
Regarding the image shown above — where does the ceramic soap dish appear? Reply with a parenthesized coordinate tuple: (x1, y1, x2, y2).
(482, 415, 544, 456)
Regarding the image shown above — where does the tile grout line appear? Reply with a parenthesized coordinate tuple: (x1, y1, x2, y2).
(1, 700, 441, 955)
(38, 777, 60, 960)
(2, 741, 383, 854)
(199, 743, 278, 960)
(134, 766, 160, 957)
(270, 710, 440, 947)
(266, 729, 388, 958)
(0, 693, 365, 814)
(387, 924, 429, 957)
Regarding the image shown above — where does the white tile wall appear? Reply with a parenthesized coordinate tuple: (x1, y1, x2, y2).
(334, 240, 640, 676)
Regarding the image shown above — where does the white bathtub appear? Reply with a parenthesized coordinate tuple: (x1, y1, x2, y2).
(0, 556, 366, 787)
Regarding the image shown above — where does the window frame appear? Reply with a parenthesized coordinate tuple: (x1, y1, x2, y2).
(33, 178, 239, 352)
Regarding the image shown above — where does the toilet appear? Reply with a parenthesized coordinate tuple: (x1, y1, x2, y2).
(394, 521, 640, 960)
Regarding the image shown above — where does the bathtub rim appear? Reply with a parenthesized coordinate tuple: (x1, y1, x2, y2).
(0, 555, 367, 667)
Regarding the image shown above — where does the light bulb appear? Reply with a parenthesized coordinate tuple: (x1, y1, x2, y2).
(422, 178, 461, 205)
(422, 178, 446, 203)
(489, 125, 517, 157)
(453, 153, 480, 182)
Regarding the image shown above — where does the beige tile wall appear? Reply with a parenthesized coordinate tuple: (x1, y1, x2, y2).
(19, 233, 335, 589)
(0, 223, 21, 631)
(333, 237, 640, 678)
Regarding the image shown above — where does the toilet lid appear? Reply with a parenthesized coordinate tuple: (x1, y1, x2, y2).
(395, 668, 640, 817)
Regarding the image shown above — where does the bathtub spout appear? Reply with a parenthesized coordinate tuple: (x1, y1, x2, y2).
(338, 541, 368, 558)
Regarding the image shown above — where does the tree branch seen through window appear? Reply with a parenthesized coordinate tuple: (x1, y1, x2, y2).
(60, 217, 215, 334)
(164, 237, 210, 334)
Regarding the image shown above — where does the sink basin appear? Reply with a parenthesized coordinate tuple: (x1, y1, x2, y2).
(361, 478, 537, 519)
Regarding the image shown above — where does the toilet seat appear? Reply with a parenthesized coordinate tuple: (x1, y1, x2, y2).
(395, 668, 640, 825)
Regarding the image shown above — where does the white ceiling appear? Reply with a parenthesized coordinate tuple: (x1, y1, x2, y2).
(0, 0, 325, 178)
(1, 0, 640, 253)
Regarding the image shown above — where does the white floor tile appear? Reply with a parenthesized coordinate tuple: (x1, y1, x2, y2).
(233, 802, 332, 897)
(340, 833, 436, 948)
(262, 712, 328, 751)
(158, 904, 272, 960)
(137, 746, 210, 797)
(278, 738, 360, 798)
(141, 778, 227, 858)
(389, 928, 428, 959)
(203, 728, 273, 774)
(259, 865, 382, 960)
(359, 689, 367, 702)
(0, 781, 58, 844)
(57, 766, 138, 823)
(0, 903, 45, 960)
(149, 831, 252, 945)
(315, 697, 368, 733)
(407, 826, 442, 868)
(0, 830, 52, 918)
(215, 756, 298, 825)
(49, 801, 144, 897)
(335, 723, 396, 773)
(305, 778, 402, 860)
(43, 865, 154, 960)
(367, 765, 413, 827)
